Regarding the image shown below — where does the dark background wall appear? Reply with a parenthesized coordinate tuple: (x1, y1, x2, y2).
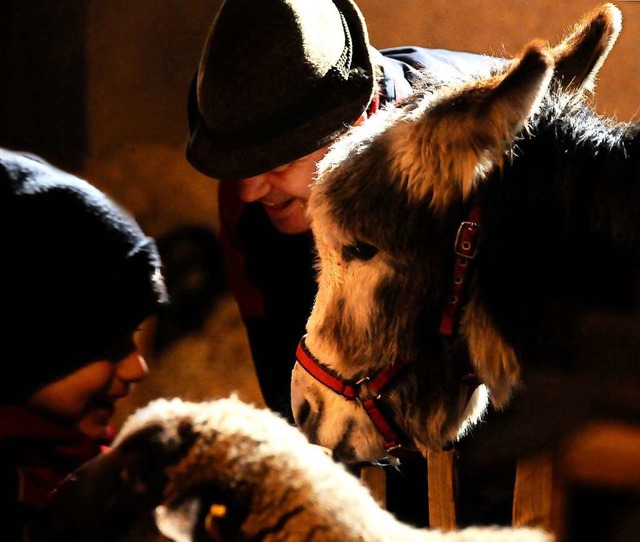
(1, 1, 637, 238)
(0, 1, 88, 172)
(86, 0, 216, 155)
(365, 0, 639, 122)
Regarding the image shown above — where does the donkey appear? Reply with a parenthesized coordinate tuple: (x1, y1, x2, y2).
(290, 4, 639, 464)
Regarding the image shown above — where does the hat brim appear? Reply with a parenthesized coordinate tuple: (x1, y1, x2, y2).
(186, 72, 372, 180)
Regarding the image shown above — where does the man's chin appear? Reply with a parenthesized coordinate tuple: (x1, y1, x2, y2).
(272, 220, 310, 235)
(268, 214, 310, 235)
(263, 200, 309, 234)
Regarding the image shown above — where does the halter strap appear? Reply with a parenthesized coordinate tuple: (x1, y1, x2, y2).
(296, 337, 416, 458)
(439, 200, 482, 336)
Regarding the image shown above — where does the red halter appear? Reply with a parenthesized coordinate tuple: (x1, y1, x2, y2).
(295, 337, 416, 458)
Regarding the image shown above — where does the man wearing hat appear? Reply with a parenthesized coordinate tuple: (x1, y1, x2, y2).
(186, 0, 508, 527)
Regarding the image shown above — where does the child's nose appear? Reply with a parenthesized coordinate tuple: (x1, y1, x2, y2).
(116, 348, 149, 383)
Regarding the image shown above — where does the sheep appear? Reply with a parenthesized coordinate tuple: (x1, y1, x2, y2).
(30, 396, 553, 542)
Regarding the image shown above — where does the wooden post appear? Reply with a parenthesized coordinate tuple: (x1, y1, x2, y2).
(360, 464, 387, 508)
(512, 451, 554, 531)
(427, 449, 457, 530)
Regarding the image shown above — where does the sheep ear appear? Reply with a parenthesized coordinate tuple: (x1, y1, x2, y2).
(551, 3, 622, 94)
(403, 43, 554, 207)
(156, 491, 249, 542)
(155, 499, 237, 542)
(155, 499, 201, 542)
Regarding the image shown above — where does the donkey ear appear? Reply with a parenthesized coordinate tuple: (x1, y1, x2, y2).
(551, 3, 622, 94)
(483, 42, 554, 137)
(401, 43, 553, 208)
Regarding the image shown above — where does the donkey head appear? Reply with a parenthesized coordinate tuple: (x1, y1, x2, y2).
(291, 5, 622, 463)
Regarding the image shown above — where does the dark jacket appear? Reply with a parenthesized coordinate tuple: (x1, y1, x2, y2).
(0, 406, 108, 541)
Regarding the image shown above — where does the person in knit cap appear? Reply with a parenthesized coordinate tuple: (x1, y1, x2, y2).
(185, 0, 506, 528)
(0, 147, 168, 541)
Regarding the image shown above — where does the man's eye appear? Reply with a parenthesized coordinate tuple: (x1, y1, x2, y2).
(343, 241, 378, 262)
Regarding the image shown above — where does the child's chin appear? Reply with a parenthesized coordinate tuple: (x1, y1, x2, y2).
(78, 407, 114, 441)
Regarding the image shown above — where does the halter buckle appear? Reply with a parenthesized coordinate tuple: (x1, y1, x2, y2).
(454, 221, 480, 259)
(355, 376, 381, 403)
(386, 443, 419, 460)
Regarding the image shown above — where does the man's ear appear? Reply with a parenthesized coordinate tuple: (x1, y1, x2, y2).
(354, 92, 380, 126)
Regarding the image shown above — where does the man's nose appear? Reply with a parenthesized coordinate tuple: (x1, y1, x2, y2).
(238, 174, 271, 203)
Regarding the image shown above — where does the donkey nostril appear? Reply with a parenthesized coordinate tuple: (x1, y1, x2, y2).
(295, 399, 311, 427)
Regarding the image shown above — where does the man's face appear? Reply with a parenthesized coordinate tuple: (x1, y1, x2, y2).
(236, 145, 330, 234)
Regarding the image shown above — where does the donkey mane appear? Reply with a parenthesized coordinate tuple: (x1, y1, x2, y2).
(521, 91, 639, 243)
(460, 88, 639, 405)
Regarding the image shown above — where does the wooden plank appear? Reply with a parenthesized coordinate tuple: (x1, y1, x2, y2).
(513, 451, 554, 531)
(360, 464, 387, 508)
(427, 449, 457, 530)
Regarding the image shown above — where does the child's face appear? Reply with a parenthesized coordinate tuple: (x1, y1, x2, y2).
(26, 332, 149, 441)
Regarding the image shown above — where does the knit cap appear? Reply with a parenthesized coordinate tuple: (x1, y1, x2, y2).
(0, 148, 168, 402)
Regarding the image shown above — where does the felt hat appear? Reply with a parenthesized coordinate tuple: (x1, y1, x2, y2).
(0, 148, 168, 402)
(186, 0, 375, 180)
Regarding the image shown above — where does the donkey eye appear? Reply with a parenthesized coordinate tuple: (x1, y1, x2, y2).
(343, 241, 378, 262)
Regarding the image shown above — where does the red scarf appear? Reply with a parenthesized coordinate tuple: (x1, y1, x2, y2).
(0, 405, 111, 508)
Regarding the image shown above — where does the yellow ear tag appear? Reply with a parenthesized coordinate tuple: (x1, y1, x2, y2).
(204, 503, 228, 541)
